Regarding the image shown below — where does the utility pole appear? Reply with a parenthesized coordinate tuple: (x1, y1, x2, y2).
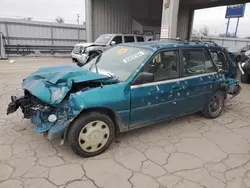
(77, 14, 80, 26)
(225, 18, 230, 37)
(77, 14, 80, 43)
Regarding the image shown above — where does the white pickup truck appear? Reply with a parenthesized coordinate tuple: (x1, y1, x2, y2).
(71, 34, 147, 67)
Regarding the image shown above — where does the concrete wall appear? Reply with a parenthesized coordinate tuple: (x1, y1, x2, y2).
(91, 0, 132, 40)
(177, 4, 194, 40)
(0, 18, 86, 46)
(132, 20, 143, 34)
(89, 0, 162, 41)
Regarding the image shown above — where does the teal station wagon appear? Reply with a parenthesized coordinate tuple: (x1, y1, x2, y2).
(7, 40, 241, 157)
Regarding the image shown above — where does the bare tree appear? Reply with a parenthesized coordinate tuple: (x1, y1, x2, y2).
(22, 17, 33, 21)
(192, 29, 201, 38)
(200, 26, 209, 36)
(219, 32, 236, 38)
(55, 17, 65, 24)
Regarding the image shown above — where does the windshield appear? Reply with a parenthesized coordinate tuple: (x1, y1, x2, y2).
(84, 46, 151, 81)
(94, 34, 113, 44)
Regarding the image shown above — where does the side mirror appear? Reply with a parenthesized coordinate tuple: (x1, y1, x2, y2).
(110, 41, 116, 46)
(133, 72, 154, 85)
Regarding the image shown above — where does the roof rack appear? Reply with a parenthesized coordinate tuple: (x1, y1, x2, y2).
(190, 38, 219, 46)
(160, 37, 181, 41)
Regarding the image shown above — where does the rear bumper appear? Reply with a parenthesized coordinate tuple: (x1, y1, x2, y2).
(227, 79, 241, 98)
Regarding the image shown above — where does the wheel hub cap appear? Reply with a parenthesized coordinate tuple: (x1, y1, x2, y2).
(78, 120, 110, 153)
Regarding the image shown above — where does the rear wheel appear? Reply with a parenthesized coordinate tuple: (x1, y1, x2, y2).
(68, 112, 115, 157)
(202, 91, 225, 119)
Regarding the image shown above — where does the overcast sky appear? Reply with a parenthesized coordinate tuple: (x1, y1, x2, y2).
(0, 0, 86, 24)
(193, 3, 250, 38)
(0, 0, 249, 37)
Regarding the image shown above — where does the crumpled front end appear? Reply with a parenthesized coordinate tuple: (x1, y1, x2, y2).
(7, 91, 74, 140)
(6, 65, 116, 140)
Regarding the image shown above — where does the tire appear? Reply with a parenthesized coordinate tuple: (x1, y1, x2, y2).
(241, 73, 249, 84)
(68, 112, 115, 157)
(72, 58, 78, 63)
(202, 91, 225, 119)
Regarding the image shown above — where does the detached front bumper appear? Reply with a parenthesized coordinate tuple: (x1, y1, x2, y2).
(7, 96, 33, 117)
(7, 96, 23, 115)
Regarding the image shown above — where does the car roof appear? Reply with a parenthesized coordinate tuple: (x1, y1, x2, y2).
(101, 33, 145, 37)
(120, 40, 223, 51)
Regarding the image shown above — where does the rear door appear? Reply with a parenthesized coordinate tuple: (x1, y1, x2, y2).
(179, 48, 218, 113)
(124, 36, 135, 43)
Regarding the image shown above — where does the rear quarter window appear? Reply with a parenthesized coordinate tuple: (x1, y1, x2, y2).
(136, 36, 145, 42)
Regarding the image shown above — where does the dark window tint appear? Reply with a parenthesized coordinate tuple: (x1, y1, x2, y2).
(112, 36, 122, 44)
(136, 36, 144, 42)
(124, 36, 135, 43)
(182, 49, 216, 77)
(143, 51, 179, 81)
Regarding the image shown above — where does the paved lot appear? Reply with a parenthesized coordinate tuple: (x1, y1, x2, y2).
(1, 57, 250, 188)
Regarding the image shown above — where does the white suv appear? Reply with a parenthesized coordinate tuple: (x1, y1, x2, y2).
(71, 34, 146, 66)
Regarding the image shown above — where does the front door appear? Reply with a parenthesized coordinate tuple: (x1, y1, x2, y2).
(130, 50, 181, 128)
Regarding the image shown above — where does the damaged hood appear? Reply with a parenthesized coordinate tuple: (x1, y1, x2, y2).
(76, 43, 94, 47)
(22, 66, 112, 105)
(76, 43, 105, 48)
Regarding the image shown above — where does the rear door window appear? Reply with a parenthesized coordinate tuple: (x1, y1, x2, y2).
(124, 36, 135, 43)
(182, 49, 217, 77)
(210, 51, 228, 70)
(136, 36, 145, 42)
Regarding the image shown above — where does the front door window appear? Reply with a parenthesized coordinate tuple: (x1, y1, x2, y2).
(143, 50, 179, 81)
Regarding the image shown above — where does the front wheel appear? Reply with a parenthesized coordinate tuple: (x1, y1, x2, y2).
(202, 91, 225, 119)
(68, 112, 115, 157)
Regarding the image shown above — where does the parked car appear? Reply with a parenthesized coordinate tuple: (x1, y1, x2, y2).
(240, 45, 250, 53)
(7, 41, 241, 157)
(71, 34, 146, 67)
(238, 50, 250, 83)
(227, 47, 248, 63)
